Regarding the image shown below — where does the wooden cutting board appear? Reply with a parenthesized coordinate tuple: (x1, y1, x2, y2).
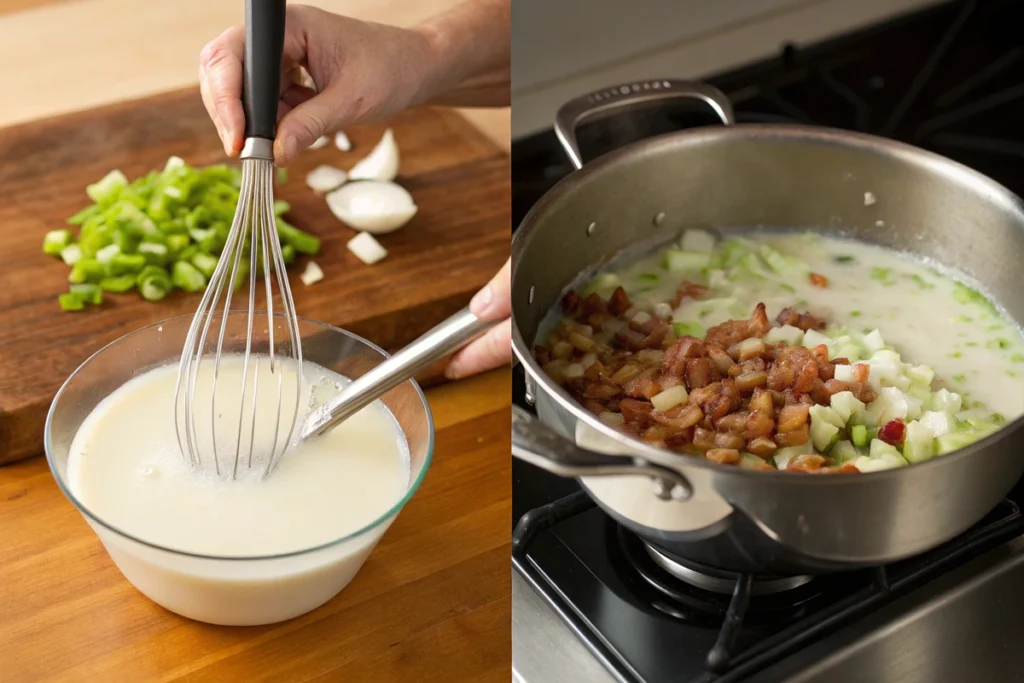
(0, 88, 509, 465)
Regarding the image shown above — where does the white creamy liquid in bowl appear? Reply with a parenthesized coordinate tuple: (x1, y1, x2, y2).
(65, 357, 411, 626)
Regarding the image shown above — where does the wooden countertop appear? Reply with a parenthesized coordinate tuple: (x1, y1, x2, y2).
(0, 1, 511, 680)
(1, 368, 511, 682)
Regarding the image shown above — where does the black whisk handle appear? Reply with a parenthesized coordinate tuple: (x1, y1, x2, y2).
(242, 0, 287, 140)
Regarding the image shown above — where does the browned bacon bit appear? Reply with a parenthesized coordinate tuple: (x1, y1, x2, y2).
(663, 336, 706, 376)
(775, 307, 826, 331)
(786, 453, 827, 472)
(879, 418, 906, 446)
(809, 272, 829, 288)
(852, 363, 870, 383)
(671, 281, 710, 308)
(581, 292, 608, 317)
(562, 290, 580, 313)
(536, 289, 866, 473)
(706, 448, 740, 464)
(706, 303, 772, 348)
(817, 463, 860, 474)
(607, 287, 632, 316)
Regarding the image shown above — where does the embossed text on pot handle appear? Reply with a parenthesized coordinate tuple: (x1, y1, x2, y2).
(511, 405, 693, 501)
(554, 79, 736, 170)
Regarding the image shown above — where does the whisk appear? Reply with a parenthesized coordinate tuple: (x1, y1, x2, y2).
(174, 0, 295, 481)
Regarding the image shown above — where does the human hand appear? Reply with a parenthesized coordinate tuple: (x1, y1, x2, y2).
(199, 5, 437, 166)
(199, 1, 510, 167)
(446, 258, 511, 380)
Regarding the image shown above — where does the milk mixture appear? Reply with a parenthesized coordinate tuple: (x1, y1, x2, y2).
(67, 357, 410, 557)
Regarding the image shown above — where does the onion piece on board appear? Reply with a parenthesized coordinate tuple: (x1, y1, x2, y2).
(348, 232, 388, 265)
(305, 165, 348, 193)
(348, 129, 398, 182)
(326, 180, 417, 234)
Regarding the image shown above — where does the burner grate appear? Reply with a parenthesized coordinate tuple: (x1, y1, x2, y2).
(514, 493, 1024, 682)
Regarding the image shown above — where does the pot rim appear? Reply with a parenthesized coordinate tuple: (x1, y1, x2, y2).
(511, 122, 1024, 485)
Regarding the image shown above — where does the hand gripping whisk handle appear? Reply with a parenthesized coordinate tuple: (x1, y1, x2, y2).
(242, 0, 287, 141)
(299, 308, 498, 440)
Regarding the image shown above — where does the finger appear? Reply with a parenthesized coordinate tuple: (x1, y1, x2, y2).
(469, 257, 511, 321)
(198, 67, 229, 155)
(277, 85, 317, 125)
(198, 26, 246, 157)
(445, 318, 512, 380)
(274, 89, 341, 166)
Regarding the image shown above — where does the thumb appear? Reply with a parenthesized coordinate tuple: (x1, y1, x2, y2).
(273, 93, 338, 166)
(468, 257, 511, 321)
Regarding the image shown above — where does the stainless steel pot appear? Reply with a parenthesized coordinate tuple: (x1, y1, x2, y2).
(511, 79, 1024, 575)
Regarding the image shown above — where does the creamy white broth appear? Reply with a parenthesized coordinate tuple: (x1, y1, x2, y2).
(593, 232, 1024, 421)
(534, 230, 1024, 473)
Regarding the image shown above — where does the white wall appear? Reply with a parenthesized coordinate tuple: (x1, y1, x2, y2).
(511, 0, 942, 139)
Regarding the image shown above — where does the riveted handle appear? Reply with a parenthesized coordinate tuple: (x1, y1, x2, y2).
(554, 79, 736, 169)
(243, 0, 287, 140)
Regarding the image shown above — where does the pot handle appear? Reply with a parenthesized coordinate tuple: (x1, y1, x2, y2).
(511, 405, 693, 501)
(554, 79, 736, 169)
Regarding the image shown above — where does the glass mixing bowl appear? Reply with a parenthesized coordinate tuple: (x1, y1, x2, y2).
(44, 313, 434, 626)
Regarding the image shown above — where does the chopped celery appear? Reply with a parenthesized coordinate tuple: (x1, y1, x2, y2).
(96, 244, 120, 265)
(738, 453, 768, 469)
(43, 229, 73, 255)
(274, 199, 291, 215)
(663, 250, 711, 272)
(672, 321, 706, 338)
(171, 261, 207, 292)
(773, 446, 808, 470)
(764, 325, 803, 346)
(851, 424, 869, 448)
(831, 440, 859, 464)
(759, 244, 807, 275)
(902, 421, 936, 464)
(58, 293, 85, 311)
(680, 229, 716, 253)
(936, 431, 982, 455)
(100, 275, 136, 293)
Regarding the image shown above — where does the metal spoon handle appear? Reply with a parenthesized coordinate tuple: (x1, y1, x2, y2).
(299, 307, 496, 439)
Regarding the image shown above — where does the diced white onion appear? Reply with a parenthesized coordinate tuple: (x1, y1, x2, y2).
(651, 386, 689, 413)
(347, 232, 388, 265)
(305, 165, 347, 193)
(299, 261, 324, 286)
(334, 131, 352, 152)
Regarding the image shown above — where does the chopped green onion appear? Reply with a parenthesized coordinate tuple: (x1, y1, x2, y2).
(276, 217, 320, 255)
(276, 168, 289, 185)
(109, 253, 147, 276)
(100, 275, 137, 293)
(137, 265, 172, 302)
(281, 243, 296, 265)
(58, 293, 85, 311)
(70, 283, 103, 305)
(68, 258, 106, 284)
(60, 244, 83, 266)
(834, 255, 854, 263)
(43, 229, 73, 255)
(53, 157, 319, 311)
(171, 261, 207, 292)
(191, 252, 219, 279)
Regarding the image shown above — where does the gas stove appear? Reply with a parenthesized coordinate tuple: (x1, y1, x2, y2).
(511, 1, 1024, 681)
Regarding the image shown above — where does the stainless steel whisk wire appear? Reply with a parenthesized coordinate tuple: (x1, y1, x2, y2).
(174, 0, 295, 480)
